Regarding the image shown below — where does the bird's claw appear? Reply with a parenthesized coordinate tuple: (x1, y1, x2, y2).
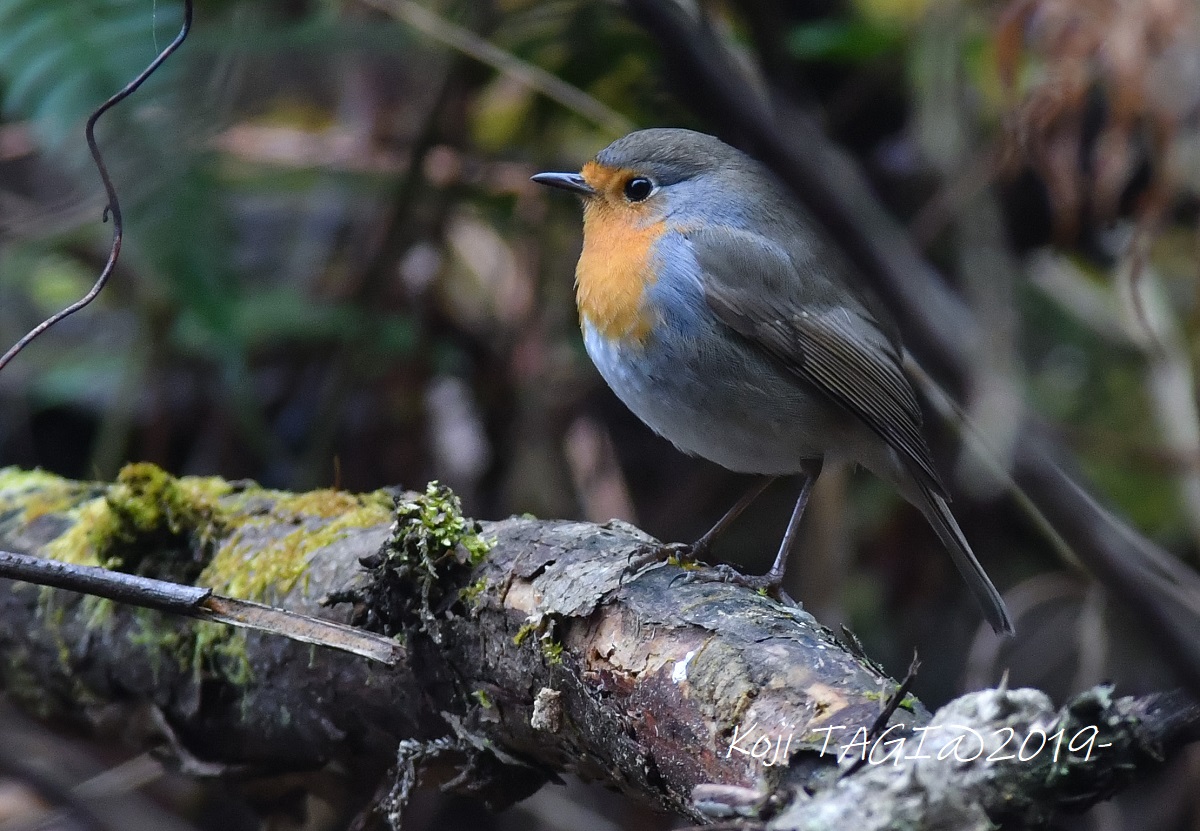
(659, 541, 695, 564)
(630, 543, 792, 603)
(670, 562, 788, 597)
(624, 540, 718, 587)
(670, 562, 735, 588)
(626, 541, 685, 575)
(623, 541, 798, 605)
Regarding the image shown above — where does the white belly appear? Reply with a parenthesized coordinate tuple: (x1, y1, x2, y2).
(581, 322, 865, 475)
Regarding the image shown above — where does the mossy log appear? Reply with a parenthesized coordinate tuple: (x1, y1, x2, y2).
(0, 465, 1194, 829)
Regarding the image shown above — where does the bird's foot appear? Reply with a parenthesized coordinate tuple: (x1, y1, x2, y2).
(627, 542, 792, 602)
(670, 562, 792, 603)
(672, 563, 775, 590)
(624, 540, 701, 576)
(661, 541, 700, 565)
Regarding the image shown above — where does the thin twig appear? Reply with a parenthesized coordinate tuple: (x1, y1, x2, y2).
(362, 0, 633, 137)
(0, 550, 402, 665)
(0, 0, 194, 374)
(0, 549, 209, 610)
(844, 652, 921, 777)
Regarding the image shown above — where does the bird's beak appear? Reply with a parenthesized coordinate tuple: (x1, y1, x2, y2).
(531, 171, 595, 197)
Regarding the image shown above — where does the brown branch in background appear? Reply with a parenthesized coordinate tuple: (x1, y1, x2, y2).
(1, 704, 202, 831)
(360, 0, 633, 137)
(0, 0, 193, 374)
(620, 0, 1200, 696)
(0, 748, 110, 831)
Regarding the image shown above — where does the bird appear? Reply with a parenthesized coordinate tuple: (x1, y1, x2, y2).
(532, 128, 1014, 635)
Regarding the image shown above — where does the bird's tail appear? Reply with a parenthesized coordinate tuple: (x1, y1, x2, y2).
(915, 482, 1015, 635)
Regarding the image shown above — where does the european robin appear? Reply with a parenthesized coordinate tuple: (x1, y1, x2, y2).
(533, 128, 1013, 635)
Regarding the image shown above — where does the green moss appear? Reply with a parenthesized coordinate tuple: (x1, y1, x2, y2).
(390, 482, 494, 567)
(129, 609, 179, 684)
(36, 596, 73, 673)
(122, 608, 252, 688)
(541, 637, 564, 665)
(3, 464, 386, 687)
(666, 554, 704, 571)
(5, 464, 399, 609)
(190, 621, 253, 686)
(40, 463, 231, 578)
(513, 621, 537, 646)
(199, 488, 393, 602)
(512, 618, 564, 665)
(81, 596, 116, 631)
(862, 688, 921, 714)
(3, 466, 402, 694)
(202, 526, 312, 601)
(0, 466, 230, 571)
(341, 482, 493, 636)
(472, 689, 494, 709)
(35, 594, 111, 680)
(0, 466, 64, 490)
(109, 464, 182, 534)
(277, 487, 390, 520)
(459, 576, 489, 605)
(0, 467, 97, 530)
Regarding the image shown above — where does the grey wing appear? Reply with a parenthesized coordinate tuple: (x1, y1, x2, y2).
(686, 224, 947, 497)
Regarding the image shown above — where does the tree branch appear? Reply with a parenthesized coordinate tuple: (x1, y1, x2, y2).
(0, 466, 1194, 827)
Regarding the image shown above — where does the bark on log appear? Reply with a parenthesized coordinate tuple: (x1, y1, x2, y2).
(0, 465, 1195, 829)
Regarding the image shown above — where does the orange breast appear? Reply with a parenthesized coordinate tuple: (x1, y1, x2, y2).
(576, 180, 663, 344)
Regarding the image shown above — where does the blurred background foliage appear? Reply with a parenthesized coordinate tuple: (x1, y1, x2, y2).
(2, 0, 1200, 829)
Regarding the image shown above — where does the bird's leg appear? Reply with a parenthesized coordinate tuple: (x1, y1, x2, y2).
(665, 460, 823, 598)
(629, 476, 776, 575)
(756, 459, 822, 589)
(689, 475, 777, 560)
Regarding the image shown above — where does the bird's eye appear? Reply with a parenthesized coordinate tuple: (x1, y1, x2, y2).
(623, 177, 655, 202)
